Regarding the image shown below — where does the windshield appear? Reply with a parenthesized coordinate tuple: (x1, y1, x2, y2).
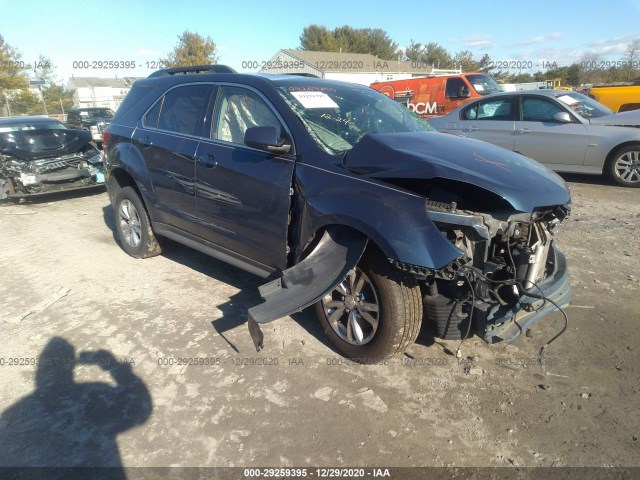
(466, 74, 502, 95)
(554, 92, 614, 118)
(0, 120, 67, 133)
(277, 84, 434, 153)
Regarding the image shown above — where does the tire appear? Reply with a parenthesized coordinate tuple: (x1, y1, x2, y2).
(113, 186, 163, 258)
(607, 146, 640, 188)
(315, 249, 422, 363)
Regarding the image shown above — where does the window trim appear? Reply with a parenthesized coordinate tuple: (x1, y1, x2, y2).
(140, 82, 214, 139)
(518, 95, 579, 123)
(461, 95, 516, 121)
(203, 82, 296, 157)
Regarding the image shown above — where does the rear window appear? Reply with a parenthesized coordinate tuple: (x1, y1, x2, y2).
(75, 109, 114, 118)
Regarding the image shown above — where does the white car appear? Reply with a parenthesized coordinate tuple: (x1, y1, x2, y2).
(427, 90, 640, 187)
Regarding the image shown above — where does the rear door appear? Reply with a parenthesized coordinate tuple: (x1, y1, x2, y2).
(514, 95, 588, 167)
(194, 84, 295, 271)
(132, 83, 212, 234)
(456, 96, 516, 150)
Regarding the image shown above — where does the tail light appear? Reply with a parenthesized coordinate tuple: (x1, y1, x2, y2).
(102, 126, 110, 148)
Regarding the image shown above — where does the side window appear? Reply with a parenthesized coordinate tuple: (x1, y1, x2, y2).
(156, 85, 210, 136)
(445, 78, 468, 99)
(212, 86, 283, 145)
(521, 97, 565, 122)
(144, 99, 162, 129)
(477, 98, 513, 120)
(462, 104, 478, 120)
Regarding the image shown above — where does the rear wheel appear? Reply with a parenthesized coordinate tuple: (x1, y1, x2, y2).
(114, 186, 163, 258)
(315, 249, 422, 362)
(607, 146, 640, 187)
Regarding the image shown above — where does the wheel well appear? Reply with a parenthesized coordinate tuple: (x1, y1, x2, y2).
(107, 168, 151, 216)
(606, 142, 640, 167)
(109, 167, 137, 191)
(618, 103, 640, 113)
(301, 225, 385, 263)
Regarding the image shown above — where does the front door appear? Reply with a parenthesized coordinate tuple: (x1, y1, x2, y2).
(514, 96, 588, 167)
(195, 85, 295, 271)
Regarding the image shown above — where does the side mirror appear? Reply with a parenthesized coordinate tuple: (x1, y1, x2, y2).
(244, 126, 291, 154)
(553, 112, 572, 123)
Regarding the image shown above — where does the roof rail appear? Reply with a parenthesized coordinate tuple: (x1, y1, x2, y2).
(284, 72, 320, 78)
(148, 64, 236, 78)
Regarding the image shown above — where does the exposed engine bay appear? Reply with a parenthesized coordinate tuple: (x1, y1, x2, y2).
(395, 198, 571, 344)
(0, 124, 104, 199)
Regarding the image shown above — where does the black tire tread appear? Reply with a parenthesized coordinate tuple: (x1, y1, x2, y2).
(607, 145, 640, 188)
(114, 186, 162, 258)
(316, 248, 423, 362)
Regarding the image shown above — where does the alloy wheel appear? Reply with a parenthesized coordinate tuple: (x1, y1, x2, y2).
(119, 199, 142, 248)
(614, 150, 640, 185)
(320, 267, 380, 345)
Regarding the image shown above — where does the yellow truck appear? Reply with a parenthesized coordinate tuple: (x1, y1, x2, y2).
(588, 83, 640, 112)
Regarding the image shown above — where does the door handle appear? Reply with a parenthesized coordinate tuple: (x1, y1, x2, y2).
(197, 154, 217, 168)
(139, 136, 153, 148)
(466, 126, 479, 131)
(516, 128, 532, 134)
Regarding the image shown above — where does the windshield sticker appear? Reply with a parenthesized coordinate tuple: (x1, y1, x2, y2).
(291, 91, 339, 109)
(474, 84, 484, 92)
(557, 95, 578, 105)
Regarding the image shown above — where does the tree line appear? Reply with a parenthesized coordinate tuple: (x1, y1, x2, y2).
(2, 27, 639, 117)
(300, 25, 640, 86)
(0, 35, 75, 117)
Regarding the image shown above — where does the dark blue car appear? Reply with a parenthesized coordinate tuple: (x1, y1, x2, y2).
(103, 65, 572, 362)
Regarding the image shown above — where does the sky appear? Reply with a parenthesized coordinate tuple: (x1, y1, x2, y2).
(2, 0, 640, 84)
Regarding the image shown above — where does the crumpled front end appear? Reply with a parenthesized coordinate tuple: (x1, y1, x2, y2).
(0, 149, 104, 198)
(397, 202, 572, 343)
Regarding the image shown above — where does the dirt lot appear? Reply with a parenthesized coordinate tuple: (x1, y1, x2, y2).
(1, 175, 639, 473)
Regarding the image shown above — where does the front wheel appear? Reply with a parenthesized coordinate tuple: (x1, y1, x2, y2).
(114, 186, 163, 258)
(607, 146, 640, 187)
(315, 250, 423, 363)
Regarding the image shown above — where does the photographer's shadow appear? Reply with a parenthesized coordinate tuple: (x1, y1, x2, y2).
(0, 337, 152, 476)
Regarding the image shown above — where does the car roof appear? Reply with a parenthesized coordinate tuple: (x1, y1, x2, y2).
(0, 116, 62, 125)
(134, 70, 370, 91)
(484, 89, 574, 98)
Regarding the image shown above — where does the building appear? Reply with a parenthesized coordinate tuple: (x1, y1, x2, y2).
(258, 49, 461, 86)
(66, 77, 142, 110)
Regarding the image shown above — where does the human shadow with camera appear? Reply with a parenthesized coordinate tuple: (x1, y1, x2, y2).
(0, 337, 152, 479)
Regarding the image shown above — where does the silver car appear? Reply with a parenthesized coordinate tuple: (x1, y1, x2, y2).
(427, 90, 640, 187)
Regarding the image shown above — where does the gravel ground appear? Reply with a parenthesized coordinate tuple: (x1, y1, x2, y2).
(0, 175, 639, 472)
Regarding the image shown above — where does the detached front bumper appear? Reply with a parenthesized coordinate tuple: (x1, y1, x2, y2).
(481, 243, 572, 344)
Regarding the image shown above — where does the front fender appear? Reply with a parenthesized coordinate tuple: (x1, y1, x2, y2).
(105, 126, 156, 218)
(296, 164, 463, 270)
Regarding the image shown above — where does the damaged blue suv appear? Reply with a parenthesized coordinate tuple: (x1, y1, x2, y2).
(104, 65, 572, 362)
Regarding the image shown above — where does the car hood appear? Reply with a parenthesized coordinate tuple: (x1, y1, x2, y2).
(0, 128, 93, 161)
(589, 109, 640, 127)
(343, 132, 571, 213)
